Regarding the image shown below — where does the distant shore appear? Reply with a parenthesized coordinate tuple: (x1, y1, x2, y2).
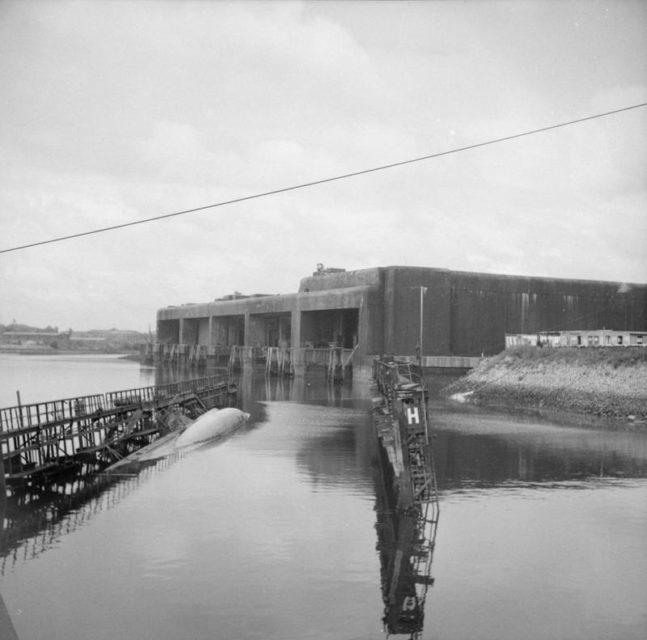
(442, 346, 647, 424)
(0, 346, 145, 360)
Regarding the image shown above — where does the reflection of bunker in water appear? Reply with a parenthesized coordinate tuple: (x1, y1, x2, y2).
(155, 265, 647, 369)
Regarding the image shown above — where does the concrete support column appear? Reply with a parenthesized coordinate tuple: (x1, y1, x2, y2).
(358, 296, 370, 360)
(179, 318, 185, 344)
(290, 306, 302, 349)
(240, 312, 253, 372)
(208, 316, 213, 345)
(290, 305, 305, 375)
(243, 311, 251, 346)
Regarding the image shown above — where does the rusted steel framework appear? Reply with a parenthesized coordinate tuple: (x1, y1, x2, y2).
(372, 358, 440, 639)
(0, 376, 236, 485)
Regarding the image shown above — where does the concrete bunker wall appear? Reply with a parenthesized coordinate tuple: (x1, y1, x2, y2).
(157, 318, 180, 344)
(381, 267, 452, 357)
(156, 266, 646, 360)
(448, 272, 647, 356)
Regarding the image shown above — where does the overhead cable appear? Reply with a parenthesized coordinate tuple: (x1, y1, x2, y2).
(1, 101, 646, 255)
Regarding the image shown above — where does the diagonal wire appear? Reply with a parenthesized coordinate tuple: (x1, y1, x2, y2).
(1, 101, 646, 255)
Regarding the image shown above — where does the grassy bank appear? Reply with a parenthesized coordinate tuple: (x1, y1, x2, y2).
(442, 346, 647, 421)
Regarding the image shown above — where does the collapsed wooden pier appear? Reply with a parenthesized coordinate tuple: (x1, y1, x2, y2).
(372, 358, 439, 639)
(0, 376, 236, 488)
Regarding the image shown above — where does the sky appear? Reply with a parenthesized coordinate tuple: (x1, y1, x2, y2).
(0, 0, 645, 332)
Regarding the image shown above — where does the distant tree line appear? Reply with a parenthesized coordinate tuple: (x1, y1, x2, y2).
(0, 323, 61, 334)
(0, 323, 153, 353)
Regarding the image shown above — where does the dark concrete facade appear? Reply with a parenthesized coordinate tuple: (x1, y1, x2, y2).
(156, 266, 647, 361)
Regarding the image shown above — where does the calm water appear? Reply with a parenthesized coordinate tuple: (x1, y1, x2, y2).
(0, 354, 646, 639)
(0, 353, 156, 407)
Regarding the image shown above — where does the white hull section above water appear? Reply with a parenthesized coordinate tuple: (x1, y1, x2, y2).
(175, 408, 250, 447)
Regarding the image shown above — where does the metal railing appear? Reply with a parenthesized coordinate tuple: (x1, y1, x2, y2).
(1, 375, 235, 482)
(373, 358, 425, 393)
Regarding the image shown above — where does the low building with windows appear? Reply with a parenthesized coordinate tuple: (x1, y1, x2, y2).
(559, 329, 645, 347)
(506, 329, 647, 348)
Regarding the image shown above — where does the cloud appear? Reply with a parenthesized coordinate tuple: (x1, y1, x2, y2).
(0, 1, 645, 330)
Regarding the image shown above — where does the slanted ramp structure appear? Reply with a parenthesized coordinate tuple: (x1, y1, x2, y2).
(372, 358, 440, 639)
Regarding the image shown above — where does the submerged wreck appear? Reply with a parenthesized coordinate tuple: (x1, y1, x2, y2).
(0, 375, 237, 492)
(372, 358, 440, 639)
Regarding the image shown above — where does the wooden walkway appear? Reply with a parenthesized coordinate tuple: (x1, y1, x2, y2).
(0, 376, 236, 486)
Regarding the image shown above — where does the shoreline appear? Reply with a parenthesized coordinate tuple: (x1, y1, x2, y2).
(0, 347, 144, 360)
(442, 346, 647, 426)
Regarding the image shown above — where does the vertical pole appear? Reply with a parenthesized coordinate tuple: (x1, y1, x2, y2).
(0, 451, 6, 516)
(419, 287, 425, 369)
(0, 400, 7, 526)
(16, 390, 25, 432)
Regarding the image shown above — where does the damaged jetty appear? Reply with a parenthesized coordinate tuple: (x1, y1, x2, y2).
(0, 376, 242, 581)
(372, 358, 440, 639)
(0, 375, 237, 492)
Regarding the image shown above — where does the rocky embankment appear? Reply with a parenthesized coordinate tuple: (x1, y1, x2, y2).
(442, 346, 647, 422)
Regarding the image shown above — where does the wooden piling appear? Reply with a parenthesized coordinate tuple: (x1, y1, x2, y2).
(0, 446, 6, 516)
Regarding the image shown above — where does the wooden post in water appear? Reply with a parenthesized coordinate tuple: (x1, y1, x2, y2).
(16, 390, 24, 429)
(0, 403, 6, 533)
(0, 448, 5, 513)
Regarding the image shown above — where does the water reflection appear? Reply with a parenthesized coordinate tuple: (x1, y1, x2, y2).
(0, 590, 19, 640)
(0, 455, 181, 574)
(0, 372, 354, 577)
(0, 371, 364, 578)
(373, 426, 439, 639)
(155, 363, 371, 409)
(2, 367, 646, 640)
(431, 405, 647, 488)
